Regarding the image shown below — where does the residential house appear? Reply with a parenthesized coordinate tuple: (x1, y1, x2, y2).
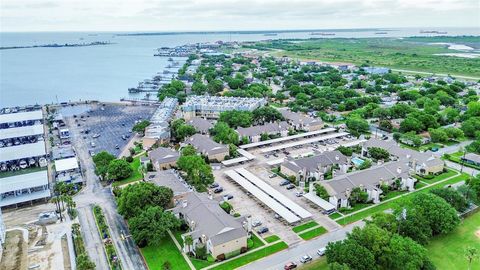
(279, 109, 323, 131)
(461, 153, 480, 167)
(145, 170, 191, 198)
(236, 121, 290, 143)
(148, 147, 180, 170)
(280, 150, 349, 181)
(187, 117, 214, 134)
(321, 160, 414, 208)
(172, 192, 248, 258)
(184, 134, 229, 161)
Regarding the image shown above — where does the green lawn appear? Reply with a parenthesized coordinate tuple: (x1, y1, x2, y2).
(299, 257, 328, 270)
(427, 211, 480, 270)
(413, 169, 457, 184)
(335, 173, 470, 225)
(190, 257, 215, 270)
(112, 158, 143, 187)
(249, 233, 265, 249)
(382, 190, 408, 200)
(339, 203, 371, 214)
(328, 212, 343, 219)
(264, 235, 280, 243)
(299, 227, 328, 240)
(209, 242, 288, 270)
(292, 221, 319, 233)
(141, 236, 190, 270)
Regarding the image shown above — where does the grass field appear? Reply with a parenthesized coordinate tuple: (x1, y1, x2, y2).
(248, 37, 480, 78)
(335, 172, 470, 225)
(299, 257, 328, 270)
(328, 212, 342, 219)
(413, 169, 457, 184)
(298, 227, 328, 240)
(112, 157, 143, 187)
(141, 236, 190, 270)
(250, 233, 265, 249)
(264, 235, 280, 243)
(427, 211, 480, 270)
(209, 241, 288, 270)
(292, 221, 319, 233)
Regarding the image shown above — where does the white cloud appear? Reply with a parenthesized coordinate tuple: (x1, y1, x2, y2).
(0, 0, 478, 31)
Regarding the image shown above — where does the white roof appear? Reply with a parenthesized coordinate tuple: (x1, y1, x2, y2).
(224, 170, 300, 224)
(240, 128, 336, 149)
(237, 149, 256, 160)
(0, 170, 49, 193)
(221, 156, 249, 166)
(54, 157, 79, 172)
(0, 141, 46, 162)
(303, 192, 336, 212)
(0, 124, 44, 140)
(338, 139, 367, 148)
(0, 110, 43, 124)
(260, 132, 349, 153)
(235, 168, 312, 219)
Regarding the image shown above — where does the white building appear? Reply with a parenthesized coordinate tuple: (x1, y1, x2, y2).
(182, 96, 266, 120)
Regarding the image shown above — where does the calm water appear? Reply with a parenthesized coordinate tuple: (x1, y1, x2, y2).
(1, 27, 479, 107)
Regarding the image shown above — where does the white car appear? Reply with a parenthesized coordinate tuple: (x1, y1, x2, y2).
(317, 247, 326, 256)
(300, 255, 312, 263)
(252, 220, 262, 227)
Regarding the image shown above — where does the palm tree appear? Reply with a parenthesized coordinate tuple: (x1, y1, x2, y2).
(50, 197, 63, 222)
(184, 235, 194, 254)
(465, 246, 478, 270)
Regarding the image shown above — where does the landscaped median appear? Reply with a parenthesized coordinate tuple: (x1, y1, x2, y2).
(263, 235, 280, 243)
(292, 221, 319, 233)
(334, 171, 470, 225)
(292, 221, 328, 240)
(92, 205, 122, 270)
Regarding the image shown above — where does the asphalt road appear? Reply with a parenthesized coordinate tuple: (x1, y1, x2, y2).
(66, 112, 148, 270)
(240, 221, 364, 270)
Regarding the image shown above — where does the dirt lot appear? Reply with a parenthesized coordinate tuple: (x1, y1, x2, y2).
(0, 230, 27, 270)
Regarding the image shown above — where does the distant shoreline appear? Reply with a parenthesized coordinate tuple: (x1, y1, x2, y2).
(0, 41, 113, 50)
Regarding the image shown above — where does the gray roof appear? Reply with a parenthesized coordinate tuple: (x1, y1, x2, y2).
(173, 192, 247, 245)
(463, 153, 480, 163)
(282, 150, 348, 174)
(185, 134, 228, 156)
(187, 117, 213, 133)
(321, 160, 410, 199)
(145, 170, 189, 196)
(52, 145, 75, 160)
(279, 109, 322, 127)
(148, 147, 180, 164)
(236, 121, 289, 137)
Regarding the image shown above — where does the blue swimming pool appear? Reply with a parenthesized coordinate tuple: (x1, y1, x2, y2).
(351, 157, 365, 166)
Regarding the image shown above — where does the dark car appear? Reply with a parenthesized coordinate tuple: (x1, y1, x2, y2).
(209, 183, 219, 188)
(284, 262, 297, 270)
(280, 180, 290, 186)
(223, 194, 234, 200)
(286, 184, 296, 190)
(257, 227, 269, 234)
(214, 187, 224, 193)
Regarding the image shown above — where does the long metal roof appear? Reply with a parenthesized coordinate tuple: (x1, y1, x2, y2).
(235, 168, 312, 219)
(0, 110, 43, 124)
(224, 170, 300, 224)
(0, 170, 49, 193)
(240, 128, 336, 149)
(303, 192, 336, 212)
(0, 141, 46, 162)
(54, 157, 79, 172)
(260, 132, 349, 153)
(0, 124, 44, 140)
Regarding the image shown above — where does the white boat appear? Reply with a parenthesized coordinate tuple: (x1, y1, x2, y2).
(29, 158, 36, 166)
(19, 160, 28, 169)
(39, 157, 48, 167)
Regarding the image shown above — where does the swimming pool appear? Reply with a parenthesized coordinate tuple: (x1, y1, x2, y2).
(351, 157, 365, 167)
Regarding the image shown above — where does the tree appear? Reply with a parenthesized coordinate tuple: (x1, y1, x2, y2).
(444, 127, 464, 140)
(400, 117, 423, 133)
(367, 147, 389, 161)
(76, 253, 96, 270)
(326, 239, 376, 270)
(429, 188, 468, 212)
(385, 234, 430, 270)
(314, 183, 329, 200)
(429, 128, 448, 143)
(107, 159, 133, 181)
(349, 187, 368, 205)
(92, 151, 115, 179)
(184, 235, 194, 253)
(117, 182, 173, 219)
(132, 120, 151, 134)
(177, 154, 214, 192)
(181, 145, 197, 156)
(461, 117, 480, 138)
(366, 212, 398, 234)
(171, 119, 196, 142)
(466, 176, 480, 202)
(129, 206, 180, 247)
(218, 110, 253, 128)
(345, 117, 369, 136)
(211, 122, 239, 145)
(252, 107, 284, 124)
(207, 79, 224, 94)
(191, 81, 207, 95)
(400, 132, 422, 147)
(337, 146, 353, 156)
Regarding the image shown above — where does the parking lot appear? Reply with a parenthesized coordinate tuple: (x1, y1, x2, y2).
(63, 104, 156, 157)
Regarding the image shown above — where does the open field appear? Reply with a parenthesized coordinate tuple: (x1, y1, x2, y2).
(248, 36, 480, 78)
(141, 236, 190, 270)
(427, 211, 480, 270)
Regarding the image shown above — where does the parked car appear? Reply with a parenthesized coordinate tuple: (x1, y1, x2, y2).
(284, 262, 297, 270)
(286, 184, 295, 190)
(214, 187, 224, 193)
(209, 183, 219, 188)
(317, 247, 326, 256)
(269, 174, 277, 178)
(252, 220, 262, 227)
(295, 191, 304, 197)
(273, 153, 279, 157)
(280, 180, 290, 186)
(223, 194, 233, 200)
(257, 227, 269, 234)
(121, 135, 127, 140)
(115, 144, 120, 149)
(300, 255, 312, 263)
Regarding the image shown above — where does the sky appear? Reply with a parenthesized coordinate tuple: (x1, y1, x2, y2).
(1, 0, 479, 32)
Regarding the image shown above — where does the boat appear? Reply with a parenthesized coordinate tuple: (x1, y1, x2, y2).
(0, 163, 6, 171)
(92, 133, 100, 138)
(310, 32, 335, 36)
(19, 160, 28, 169)
(375, 32, 388, 35)
(420, 30, 448, 34)
(29, 158, 36, 166)
(39, 157, 48, 167)
(263, 33, 278, 36)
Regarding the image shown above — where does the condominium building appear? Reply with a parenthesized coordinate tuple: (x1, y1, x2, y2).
(182, 95, 266, 120)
